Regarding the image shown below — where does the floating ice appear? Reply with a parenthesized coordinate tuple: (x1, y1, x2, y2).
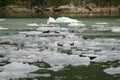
(112, 29, 120, 32)
(0, 62, 39, 79)
(68, 22, 86, 27)
(28, 73, 51, 78)
(19, 31, 69, 36)
(0, 19, 6, 22)
(91, 55, 108, 62)
(91, 25, 110, 31)
(92, 50, 120, 62)
(104, 67, 120, 75)
(95, 22, 108, 25)
(47, 17, 83, 26)
(111, 27, 120, 32)
(117, 19, 120, 21)
(7, 49, 90, 71)
(36, 27, 69, 31)
(0, 26, 8, 30)
(47, 17, 56, 24)
(55, 17, 80, 23)
(47, 66, 64, 72)
(27, 23, 41, 27)
(43, 50, 90, 67)
(19, 31, 42, 35)
(41, 23, 59, 27)
(91, 22, 110, 31)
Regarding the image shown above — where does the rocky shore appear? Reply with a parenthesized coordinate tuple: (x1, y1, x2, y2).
(0, 6, 120, 17)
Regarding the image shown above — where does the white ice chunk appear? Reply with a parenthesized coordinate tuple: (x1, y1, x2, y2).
(0, 19, 6, 21)
(45, 54, 90, 67)
(68, 22, 86, 27)
(47, 66, 64, 72)
(0, 62, 39, 79)
(92, 51, 120, 62)
(36, 27, 68, 31)
(104, 67, 120, 75)
(0, 26, 8, 30)
(95, 22, 108, 25)
(19, 31, 42, 35)
(111, 27, 120, 32)
(47, 17, 56, 24)
(56, 17, 80, 23)
(27, 23, 41, 27)
(91, 55, 108, 62)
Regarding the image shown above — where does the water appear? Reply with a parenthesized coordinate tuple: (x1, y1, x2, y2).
(0, 17, 120, 80)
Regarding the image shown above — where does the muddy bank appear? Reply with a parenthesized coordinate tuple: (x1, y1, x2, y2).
(0, 6, 120, 18)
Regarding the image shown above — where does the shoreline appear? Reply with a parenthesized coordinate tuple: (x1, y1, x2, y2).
(0, 6, 120, 18)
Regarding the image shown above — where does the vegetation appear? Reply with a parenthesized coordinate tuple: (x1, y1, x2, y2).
(0, 0, 120, 7)
(0, 0, 119, 17)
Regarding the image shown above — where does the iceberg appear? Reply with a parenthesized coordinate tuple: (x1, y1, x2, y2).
(56, 17, 80, 23)
(47, 17, 80, 23)
(47, 17, 56, 24)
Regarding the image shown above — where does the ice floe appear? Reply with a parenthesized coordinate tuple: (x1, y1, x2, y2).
(0, 19, 6, 22)
(27, 23, 41, 27)
(104, 67, 120, 75)
(95, 22, 108, 25)
(47, 66, 64, 72)
(1, 17, 120, 76)
(91, 23, 110, 31)
(19, 31, 42, 35)
(7, 49, 90, 66)
(111, 27, 120, 32)
(68, 22, 86, 27)
(36, 26, 69, 31)
(117, 19, 120, 21)
(92, 51, 120, 62)
(43, 51, 90, 67)
(19, 31, 69, 36)
(0, 26, 8, 30)
(0, 62, 39, 79)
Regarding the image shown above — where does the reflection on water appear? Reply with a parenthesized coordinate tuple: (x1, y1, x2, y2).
(0, 17, 120, 80)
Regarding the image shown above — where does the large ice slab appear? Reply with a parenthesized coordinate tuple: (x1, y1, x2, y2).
(7, 49, 90, 71)
(0, 62, 39, 79)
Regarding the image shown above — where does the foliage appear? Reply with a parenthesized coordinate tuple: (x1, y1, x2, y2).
(0, 0, 120, 7)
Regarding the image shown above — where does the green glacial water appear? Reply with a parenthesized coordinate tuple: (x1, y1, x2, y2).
(0, 17, 120, 80)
